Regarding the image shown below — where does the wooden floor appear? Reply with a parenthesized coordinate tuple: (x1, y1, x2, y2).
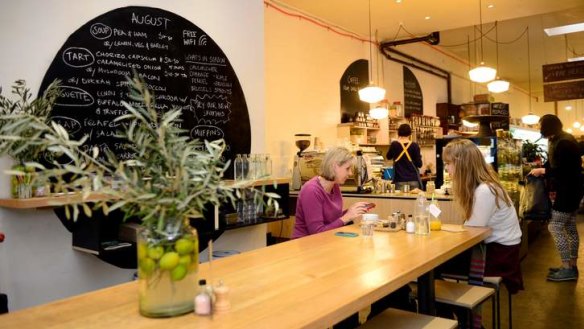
(479, 217, 584, 329)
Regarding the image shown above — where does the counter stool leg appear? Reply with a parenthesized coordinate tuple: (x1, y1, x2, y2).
(508, 292, 512, 329)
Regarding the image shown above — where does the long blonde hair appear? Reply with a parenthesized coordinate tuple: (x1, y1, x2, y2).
(442, 139, 511, 220)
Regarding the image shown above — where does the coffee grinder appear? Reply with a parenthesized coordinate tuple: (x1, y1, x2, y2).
(292, 133, 311, 190)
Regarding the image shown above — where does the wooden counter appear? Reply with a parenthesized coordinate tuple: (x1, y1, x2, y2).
(0, 225, 491, 328)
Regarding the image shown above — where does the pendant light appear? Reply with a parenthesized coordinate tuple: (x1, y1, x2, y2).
(468, 0, 497, 83)
(359, 0, 386, 103)
(487, 22, 510, 93)
(369, 30, 389, 119)
(522, 27, 540, 125)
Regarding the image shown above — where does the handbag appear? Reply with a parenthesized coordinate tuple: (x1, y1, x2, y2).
(519, 175, 551, 221)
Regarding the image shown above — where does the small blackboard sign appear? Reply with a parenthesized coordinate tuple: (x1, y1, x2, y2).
(542, 61, 584, 83)
(490, 103, 509, 116)
(38, 6, 251, 175)
(544, 80, 584, 102)
(339, 59, 369, 123)
(403, 66, 423, 117)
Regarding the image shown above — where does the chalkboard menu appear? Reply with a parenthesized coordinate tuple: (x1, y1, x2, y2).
(339, 59, 369, 123)
(403, 67, 423, 117)
(542, 61, 584, 102)
(38, 6, 251, 175)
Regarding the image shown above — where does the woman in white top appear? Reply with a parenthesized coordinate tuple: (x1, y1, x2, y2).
(442, 138, 523, 294)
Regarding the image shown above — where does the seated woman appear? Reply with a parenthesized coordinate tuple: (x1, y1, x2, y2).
(292, 146, 415, 328)
(292, 146, 370, 239)
(441, 139, 523, 292)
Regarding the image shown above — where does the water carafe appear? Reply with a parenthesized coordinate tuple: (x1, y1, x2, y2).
(414, 192, 430, 235)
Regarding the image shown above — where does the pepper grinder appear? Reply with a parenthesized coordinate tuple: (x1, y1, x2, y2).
(214, 280, 231, 313)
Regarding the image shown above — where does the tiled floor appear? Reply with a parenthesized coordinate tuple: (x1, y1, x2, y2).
(481, 217, 584, 329)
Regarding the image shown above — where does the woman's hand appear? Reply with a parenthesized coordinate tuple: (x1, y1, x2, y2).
(529, 168, 545, 177)
(341, 202, 370, 223)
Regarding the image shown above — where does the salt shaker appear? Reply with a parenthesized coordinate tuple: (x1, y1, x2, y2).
(194, 279, 212, 316)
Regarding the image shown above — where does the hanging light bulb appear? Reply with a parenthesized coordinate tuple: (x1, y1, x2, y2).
(358, 0, 386, 103)
(579, 125, 584, 132)
(487, 78, 510, 93)
(359, 85, 386, 103)
(573, 121, 581, 129)
(469, 63, 497, 83)
(370, 104, 389, 119)
(521, 27, 540, 125)
(468, 0, 496, 83)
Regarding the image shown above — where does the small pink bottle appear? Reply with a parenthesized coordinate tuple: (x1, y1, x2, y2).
(194, 279, 212, 316)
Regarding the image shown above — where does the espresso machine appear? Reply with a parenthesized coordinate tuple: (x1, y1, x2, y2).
(292, 133, 311, 190)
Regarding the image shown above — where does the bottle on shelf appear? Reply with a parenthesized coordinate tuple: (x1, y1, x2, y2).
(414, 192, 430, 235)
(234, 154, 243, 180)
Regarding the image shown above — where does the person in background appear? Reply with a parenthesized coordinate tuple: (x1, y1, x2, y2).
(292, 146, 370, 239)
(530, 114, 583, 282)
(386, 123, 423, 189)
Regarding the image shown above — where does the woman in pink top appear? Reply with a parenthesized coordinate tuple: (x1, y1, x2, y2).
(292, 147, 370, 239)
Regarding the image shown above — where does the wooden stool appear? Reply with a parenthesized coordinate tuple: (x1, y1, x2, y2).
(359, 308, 458, 329)
(434, 280, 495, 328)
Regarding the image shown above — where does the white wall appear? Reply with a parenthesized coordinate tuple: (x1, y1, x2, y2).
(265, 5, 533, 176)
(0, 0, 264, 311)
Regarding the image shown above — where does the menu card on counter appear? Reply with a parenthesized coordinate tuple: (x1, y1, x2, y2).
(38, 6, 251, 172)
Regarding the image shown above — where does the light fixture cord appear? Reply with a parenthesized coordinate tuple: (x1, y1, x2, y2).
(479, 0, 484, 63)
(368, 0, 373, 84)
(495, 21, 499, 72)
(527, 26, 532, 111)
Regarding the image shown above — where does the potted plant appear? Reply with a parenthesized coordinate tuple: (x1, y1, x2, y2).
(0, 79, 60, 198)
(0, 75, 278, 317)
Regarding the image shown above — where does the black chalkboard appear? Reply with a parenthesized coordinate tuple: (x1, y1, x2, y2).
(403, 66, 423, 117)
(38, 6, 250, 176)
(544, 80, 584, 102)
(542, 61, 584, 83)
(339, 59, 369, 123)
(36, 6, 252, 264)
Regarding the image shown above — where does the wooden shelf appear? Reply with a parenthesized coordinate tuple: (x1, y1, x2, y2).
(337, 123, 380, 130)
(0, 193, 110, 209)
(359, 143, 389, 147)
(0, 178, 291, 209)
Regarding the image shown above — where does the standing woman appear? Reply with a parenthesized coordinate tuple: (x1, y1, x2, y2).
(386, 124, 423, 189)
(530, 114, 583, 281)
(442, 139, 523, 293)
(292, 146, 371, 239)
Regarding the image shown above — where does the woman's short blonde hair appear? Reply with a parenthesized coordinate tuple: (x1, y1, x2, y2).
(320, 146, 354, 181)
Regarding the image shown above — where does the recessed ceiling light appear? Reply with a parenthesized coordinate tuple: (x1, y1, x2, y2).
(425, 16, 431, 20)
(395, 0, 403, 3)
(544, 22, 584, 36)
(565, 105, 573, 111)
(487, 4, 495, 9)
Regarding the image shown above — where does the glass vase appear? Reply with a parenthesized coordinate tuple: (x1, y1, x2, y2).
(137, 223, 199, 317)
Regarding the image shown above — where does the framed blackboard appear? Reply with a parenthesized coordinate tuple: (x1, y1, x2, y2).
(339, 59, 369, 123)
(38, 6, 251, 175)
(403, 66, 423, 117)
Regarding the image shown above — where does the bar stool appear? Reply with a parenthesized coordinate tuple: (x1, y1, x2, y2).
(434, 280, 496, 329)
(358, 307, 458, 329)
(483, 276, 514, 329)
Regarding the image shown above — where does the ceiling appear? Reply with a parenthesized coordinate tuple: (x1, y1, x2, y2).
(271, 0, 584, 98)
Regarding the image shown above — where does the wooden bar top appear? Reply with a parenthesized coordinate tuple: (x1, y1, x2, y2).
(0, 225, 490, 328)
